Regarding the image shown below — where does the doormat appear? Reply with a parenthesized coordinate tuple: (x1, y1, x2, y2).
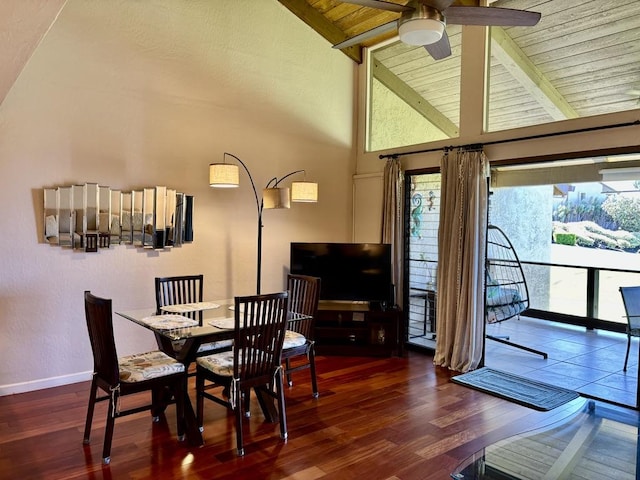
(452, 367, 580, 411)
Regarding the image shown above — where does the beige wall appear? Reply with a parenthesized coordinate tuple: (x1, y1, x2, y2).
(0, 0, 355, 394)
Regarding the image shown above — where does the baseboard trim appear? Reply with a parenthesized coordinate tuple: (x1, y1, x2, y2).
(0, 371, 92, 396)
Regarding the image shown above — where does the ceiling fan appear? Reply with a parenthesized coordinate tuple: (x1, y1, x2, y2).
(333, 0, 541, 60)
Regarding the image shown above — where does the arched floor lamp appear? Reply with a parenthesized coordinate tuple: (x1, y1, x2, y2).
(209, 152, 318, 294)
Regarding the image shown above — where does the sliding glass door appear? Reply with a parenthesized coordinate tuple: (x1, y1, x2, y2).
(404, 170, 441, 350)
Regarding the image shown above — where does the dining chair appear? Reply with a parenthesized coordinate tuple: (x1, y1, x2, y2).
(619, 286, 640, 372)
(155, 274, 204, 322)
(83, 291, 187, 465)
(282, 274, 321, 398)
(155, 275, 232, 358)
(195, 291, 290, 456)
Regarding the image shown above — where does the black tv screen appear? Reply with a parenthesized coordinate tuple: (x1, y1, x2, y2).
(290, 242, 392, 303)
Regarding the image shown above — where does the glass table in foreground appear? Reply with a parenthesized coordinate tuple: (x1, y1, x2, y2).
(451, 400, 640, 479)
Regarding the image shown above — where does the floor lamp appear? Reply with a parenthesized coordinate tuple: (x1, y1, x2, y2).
(209, 152, 318, 294)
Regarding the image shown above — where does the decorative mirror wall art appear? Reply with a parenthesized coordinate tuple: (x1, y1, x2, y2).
(43, 183, 194, 252)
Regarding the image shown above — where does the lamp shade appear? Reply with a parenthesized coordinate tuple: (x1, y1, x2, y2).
(209, 163, 239, 187)
(398, 17, 445, 45)
(263, 187, 290, 209)
(291, 181, 318, 203)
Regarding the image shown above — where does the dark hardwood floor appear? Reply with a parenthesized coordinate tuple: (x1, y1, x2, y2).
(0, 352, 589, 480)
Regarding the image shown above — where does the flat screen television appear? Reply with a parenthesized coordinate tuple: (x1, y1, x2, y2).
(290, 242, 392, 304)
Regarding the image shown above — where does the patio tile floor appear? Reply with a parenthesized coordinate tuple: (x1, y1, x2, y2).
(484, 316, 638, 409)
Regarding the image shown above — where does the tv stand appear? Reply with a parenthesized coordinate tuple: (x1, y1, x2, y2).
(314, 301, 402, 357)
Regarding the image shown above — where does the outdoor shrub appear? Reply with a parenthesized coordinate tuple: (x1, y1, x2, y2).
(602, 195, 640, 232)
(575, 235, 595, 247)
(553, 232, 576, 245)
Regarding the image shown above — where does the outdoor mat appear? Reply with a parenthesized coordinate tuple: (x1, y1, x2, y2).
(452, 367, 580, 411)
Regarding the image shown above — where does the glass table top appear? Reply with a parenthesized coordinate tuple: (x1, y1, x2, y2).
(451, 400, 640, 479)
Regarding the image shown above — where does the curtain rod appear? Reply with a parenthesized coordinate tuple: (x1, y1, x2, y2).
(379, 120, 640, 160)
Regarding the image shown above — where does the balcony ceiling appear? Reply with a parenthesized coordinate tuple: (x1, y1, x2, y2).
(278, 0, 640, 132)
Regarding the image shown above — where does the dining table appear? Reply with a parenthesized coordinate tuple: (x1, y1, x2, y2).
(116, 299, 308, 446)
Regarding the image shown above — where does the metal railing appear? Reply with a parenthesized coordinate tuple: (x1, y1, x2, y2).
(521, 260, 640, 333)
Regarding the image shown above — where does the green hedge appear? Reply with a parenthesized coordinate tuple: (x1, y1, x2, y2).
(553, 232, 577, 246)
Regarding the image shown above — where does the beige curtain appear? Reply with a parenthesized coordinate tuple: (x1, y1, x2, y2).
(382, 157, 403, 307)
(434, 148, 489, 372)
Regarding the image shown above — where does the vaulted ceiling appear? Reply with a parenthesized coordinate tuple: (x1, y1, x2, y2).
(277, 0, 485, 63)
(278, 0, 640, 133)
(3, 1, 639, 136)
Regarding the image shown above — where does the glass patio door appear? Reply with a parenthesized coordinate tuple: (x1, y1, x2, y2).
(404, 171, 441, 350)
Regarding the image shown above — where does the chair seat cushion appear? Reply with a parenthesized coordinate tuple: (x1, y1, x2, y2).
(197, 348, 278, 377)
(119, 350, 185, 383)
(172, 339, 233, 353)
(197, 350, 234, 377)
(283, 330, 307, 349)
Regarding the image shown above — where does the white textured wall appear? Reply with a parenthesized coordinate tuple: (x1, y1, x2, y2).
(0, 0, 355, 394)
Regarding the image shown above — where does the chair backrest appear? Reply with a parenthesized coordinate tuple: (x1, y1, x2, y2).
(620, 286, 640, 330)
(233, 292, 290, 383)
(84, 291, 120, 386)
(287, 274, 320, 339)
(155, 275, 204, 321)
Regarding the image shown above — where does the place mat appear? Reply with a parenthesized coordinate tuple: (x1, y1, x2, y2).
(452, 367, 580, 411)
(140, 314, 199, 330)
(208, 317, 238, 329)
(160, 301, 220, 313)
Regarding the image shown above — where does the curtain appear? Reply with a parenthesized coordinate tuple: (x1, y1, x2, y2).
(434, 149, 489, 372)
(382, 157, 403, 307)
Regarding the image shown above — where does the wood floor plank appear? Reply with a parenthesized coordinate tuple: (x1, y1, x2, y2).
(0, 352, 589, 479)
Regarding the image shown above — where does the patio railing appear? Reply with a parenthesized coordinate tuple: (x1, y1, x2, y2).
(521, 260, 640, 333)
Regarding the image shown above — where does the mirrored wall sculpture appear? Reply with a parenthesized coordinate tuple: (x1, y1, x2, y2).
(42, 183, 194, 252)
(120, 191, 132, 244)
(142, 187, 155, 248)
(173, 193, 185, 246)
(72, 185, 84, 249)
(166, 189, 176, 247)
(58, 186, 73, 247)
(132, 190, 144, 247)
(110, 190, 121, 245)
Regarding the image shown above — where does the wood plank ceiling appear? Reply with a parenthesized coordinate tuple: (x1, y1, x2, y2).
(278, 0, 640, 134)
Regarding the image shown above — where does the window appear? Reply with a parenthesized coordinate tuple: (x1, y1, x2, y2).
(367, 27, 461, 152)
(486, 0, 640, 132)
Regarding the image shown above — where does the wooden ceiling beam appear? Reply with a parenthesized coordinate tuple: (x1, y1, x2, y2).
(277, 0, 363, 63)
(490, 27, 578, 121)
(373, 58, 459, 138)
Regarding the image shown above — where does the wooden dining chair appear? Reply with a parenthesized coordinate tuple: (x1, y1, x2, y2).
(195, 291, 290, 456)
(155, 274, 204, 322)
(282, 274, 321, 398)
(83, 291, 187, 465)
(620, 286, 640, 372)
(155, 275, 232, 358)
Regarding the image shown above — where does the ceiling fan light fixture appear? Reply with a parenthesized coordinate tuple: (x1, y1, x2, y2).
(398, 18, 444, 45)
(398, 4, 446, 46)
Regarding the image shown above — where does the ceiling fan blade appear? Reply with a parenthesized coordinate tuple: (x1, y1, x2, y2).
(424, 30, 451, 60)
(333, 20, 398, 49)
(339, 0, 413, 13)
(445, 6, 541, 27)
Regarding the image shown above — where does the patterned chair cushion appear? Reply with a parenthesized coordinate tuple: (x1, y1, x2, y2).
(196, 349, 277, 377)
(283, 330, 306, 350)
(197, 350, 234, 377)
(118, 350, 185, 383)
(171, 339, 233, 353)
